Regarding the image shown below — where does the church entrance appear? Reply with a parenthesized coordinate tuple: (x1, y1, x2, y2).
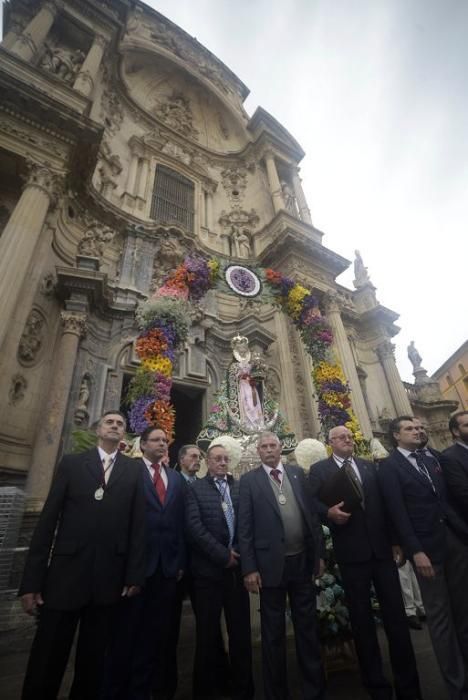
(170, 383, 205, 465)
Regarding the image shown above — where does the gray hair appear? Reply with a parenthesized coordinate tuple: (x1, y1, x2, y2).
(256, 431, 281, 447)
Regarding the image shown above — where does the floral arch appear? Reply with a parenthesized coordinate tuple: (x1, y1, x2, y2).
(127, 254, 367, 453)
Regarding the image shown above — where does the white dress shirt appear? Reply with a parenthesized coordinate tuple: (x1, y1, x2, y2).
(97, 447, 118, 484)
(262, 461, 284, 483)
(332, 453, 362, 483)
(143, 456, 168, 488)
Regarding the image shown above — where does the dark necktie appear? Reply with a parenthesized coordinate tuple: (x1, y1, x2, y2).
(152, 463, 166, 504)
(409, 452, 435, 492)
(342, 458, 365, 506)
(215, 478, 235, 544)
(270, 468, 282, 484)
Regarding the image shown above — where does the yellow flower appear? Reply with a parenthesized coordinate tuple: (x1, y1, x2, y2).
(286, 284, 310, 319)
(142, 356, 173, 377)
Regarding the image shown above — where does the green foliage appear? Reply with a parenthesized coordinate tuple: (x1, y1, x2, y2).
(71, 429, 97, 453)
(125, 368, 155, 406)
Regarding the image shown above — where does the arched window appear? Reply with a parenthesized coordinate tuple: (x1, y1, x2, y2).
(150, 164, 195, 233)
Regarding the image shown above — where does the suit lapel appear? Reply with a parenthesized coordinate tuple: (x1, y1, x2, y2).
(163, 467, 176, 509)
(85, 448, 103, 486)
(394, 450, 433, 491)
(255, 467, 281, 519)
(106, 451, 126, 489)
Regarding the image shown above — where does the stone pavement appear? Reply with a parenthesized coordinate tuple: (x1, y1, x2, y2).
(0, 611, 446, 699)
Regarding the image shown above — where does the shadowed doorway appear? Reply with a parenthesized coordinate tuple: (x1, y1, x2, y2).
(170, 384, 205, 466)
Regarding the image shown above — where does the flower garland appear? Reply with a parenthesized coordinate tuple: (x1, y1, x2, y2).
(127, 255, 220, 441)
(127, 254, 367, 451)
(263, 268, 367, 452)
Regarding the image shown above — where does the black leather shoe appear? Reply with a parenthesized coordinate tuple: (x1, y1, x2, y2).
(407, 614, 423, 630)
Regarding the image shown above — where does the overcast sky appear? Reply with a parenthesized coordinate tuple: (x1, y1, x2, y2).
(2, 0, 466, 381)
(142, 0, 467, 381)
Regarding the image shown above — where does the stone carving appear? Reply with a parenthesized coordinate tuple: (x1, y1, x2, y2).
(407, 340, 423, 371)
(40, 273, 56, 296)
(74, 375, 91, 425)
(281, 180, 298, 216)
(95, 140, 122, 197)
(150, 235, 191, 289)
(60, 311, 87, 336)
(218, 112, 229, 139)
(219, 207, 259, 259)
(221, 163, 254, 204)
(161, 140, 192, 165)
(353, 250, 371, 288)
(376, 340, 395, 361)
(18, 309, 46, 365)
(100, 87, 124, 135)
(0, 119, 66, 158)
(78, 224, 115, 259)
(153, 94, 199, 140)
(9, 374, 28, 406)
(24, 160, 63, 203)
(40, 43, 85, 83)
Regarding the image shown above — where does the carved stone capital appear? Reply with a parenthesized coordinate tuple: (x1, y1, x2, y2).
(376, 340, 395, 361)
(322, 290, 343, 315)
(23, 161, 63, 203)
(60, 311, 87, 337)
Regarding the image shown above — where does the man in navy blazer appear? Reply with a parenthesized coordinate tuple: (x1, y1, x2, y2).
(309, 425, 421, 700)
(378, 416, 468, 700)
(442, 411, 468, 517)
(103, 426, 186, 700)
(238, 432, 325, 700)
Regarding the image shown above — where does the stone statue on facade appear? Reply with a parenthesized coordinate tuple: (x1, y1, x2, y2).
(154, 94, 198, 140)
(17, 310, 45, 365)
(74, 376, 91, 426)
(353, 250, 371, 288)
(40, 44, 85, 83)
(407, 340, 423, 371)
(231, 227, 251, 259)
(78, 225, 115, 259)
(197, 335, 297, 471)
(281, 180, 297, 216)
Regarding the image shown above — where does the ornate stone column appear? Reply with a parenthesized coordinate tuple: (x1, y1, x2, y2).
(205, 189, 214, 230)
(324, 293, 373, 437)
(26, 311, 87, 512)
(10, 0, 59, 62)
(73, 33, 108, 97)
(0, 162, 61, 351)
(264, 150, 283, 214)
(377, 340, 413, 415)
(292, 168, 312, 224)
(1, 18, 27, 49)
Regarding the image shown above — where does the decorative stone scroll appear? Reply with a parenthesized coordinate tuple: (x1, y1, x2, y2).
(18, 309, 47, 366)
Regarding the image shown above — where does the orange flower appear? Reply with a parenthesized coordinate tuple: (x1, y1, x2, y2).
(135, 329, 169, 359)
(144, 400, 176, 443)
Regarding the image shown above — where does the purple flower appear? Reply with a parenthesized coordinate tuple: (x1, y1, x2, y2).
(128, 396, 153, 433)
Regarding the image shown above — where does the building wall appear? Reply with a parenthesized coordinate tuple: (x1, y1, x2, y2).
(433, 342, 468, 411)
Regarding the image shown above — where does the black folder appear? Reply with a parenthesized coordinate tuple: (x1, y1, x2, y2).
(318, 467, 362, 512)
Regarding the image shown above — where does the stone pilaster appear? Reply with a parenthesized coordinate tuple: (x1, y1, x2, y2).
(264, 150, 283, 214)
(10, 0, 60, 62)
(274, 312, 303, 436)
(73, 33, 108, 97)
(136, 157, 150, 208)
(292, 168, 312, 224)
(0, 162, 61, 351)
(26, 311, 87, 513)
(377, 340, 413, 415)
(324, 293, 373, 437)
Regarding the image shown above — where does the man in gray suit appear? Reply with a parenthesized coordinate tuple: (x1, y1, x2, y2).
(238, 432, 326, 700)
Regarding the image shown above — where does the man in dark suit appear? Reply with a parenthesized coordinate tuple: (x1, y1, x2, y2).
(442, 411, 468, 516)
(103, 426, 186, 700)
(309, 425, 421, 700)
(378, 416, 468, 700)
(186, 443, 254, 700)
(238, 431, 325, 700)
(178, 443, 202, 483)
(19, 411, 146, 700)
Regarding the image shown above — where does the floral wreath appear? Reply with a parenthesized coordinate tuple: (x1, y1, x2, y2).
(126, 254, 368, 453)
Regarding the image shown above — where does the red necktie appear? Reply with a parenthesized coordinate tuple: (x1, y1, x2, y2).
(152, 463, 166, 504)
(270, 468, 281, 484)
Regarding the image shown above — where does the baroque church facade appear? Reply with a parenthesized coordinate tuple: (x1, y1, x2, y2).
(0, 0, 454, 534)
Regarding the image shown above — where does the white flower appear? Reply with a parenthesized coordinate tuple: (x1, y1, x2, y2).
(370, 437, 389, 460)
(295, 438, 328, 469)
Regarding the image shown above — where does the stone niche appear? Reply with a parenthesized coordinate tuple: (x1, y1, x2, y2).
(120, 52, 248, 152)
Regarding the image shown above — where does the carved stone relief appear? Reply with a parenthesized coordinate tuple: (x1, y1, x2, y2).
(150, 234, 192, 290)
(9, 374, 27, 406)
(100, 87, 124, 135)
(94, 140, 123, 197)
(153, 93, 199, 141)
(40, 273, 56, 296)
(218, 206, 259, 259)
(39, 43, 85, 83)
(220, 162, 255, 204)
(18, 309, 47, 366)
(74, 374, 91, 426)
(78, 224, 115, 259)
